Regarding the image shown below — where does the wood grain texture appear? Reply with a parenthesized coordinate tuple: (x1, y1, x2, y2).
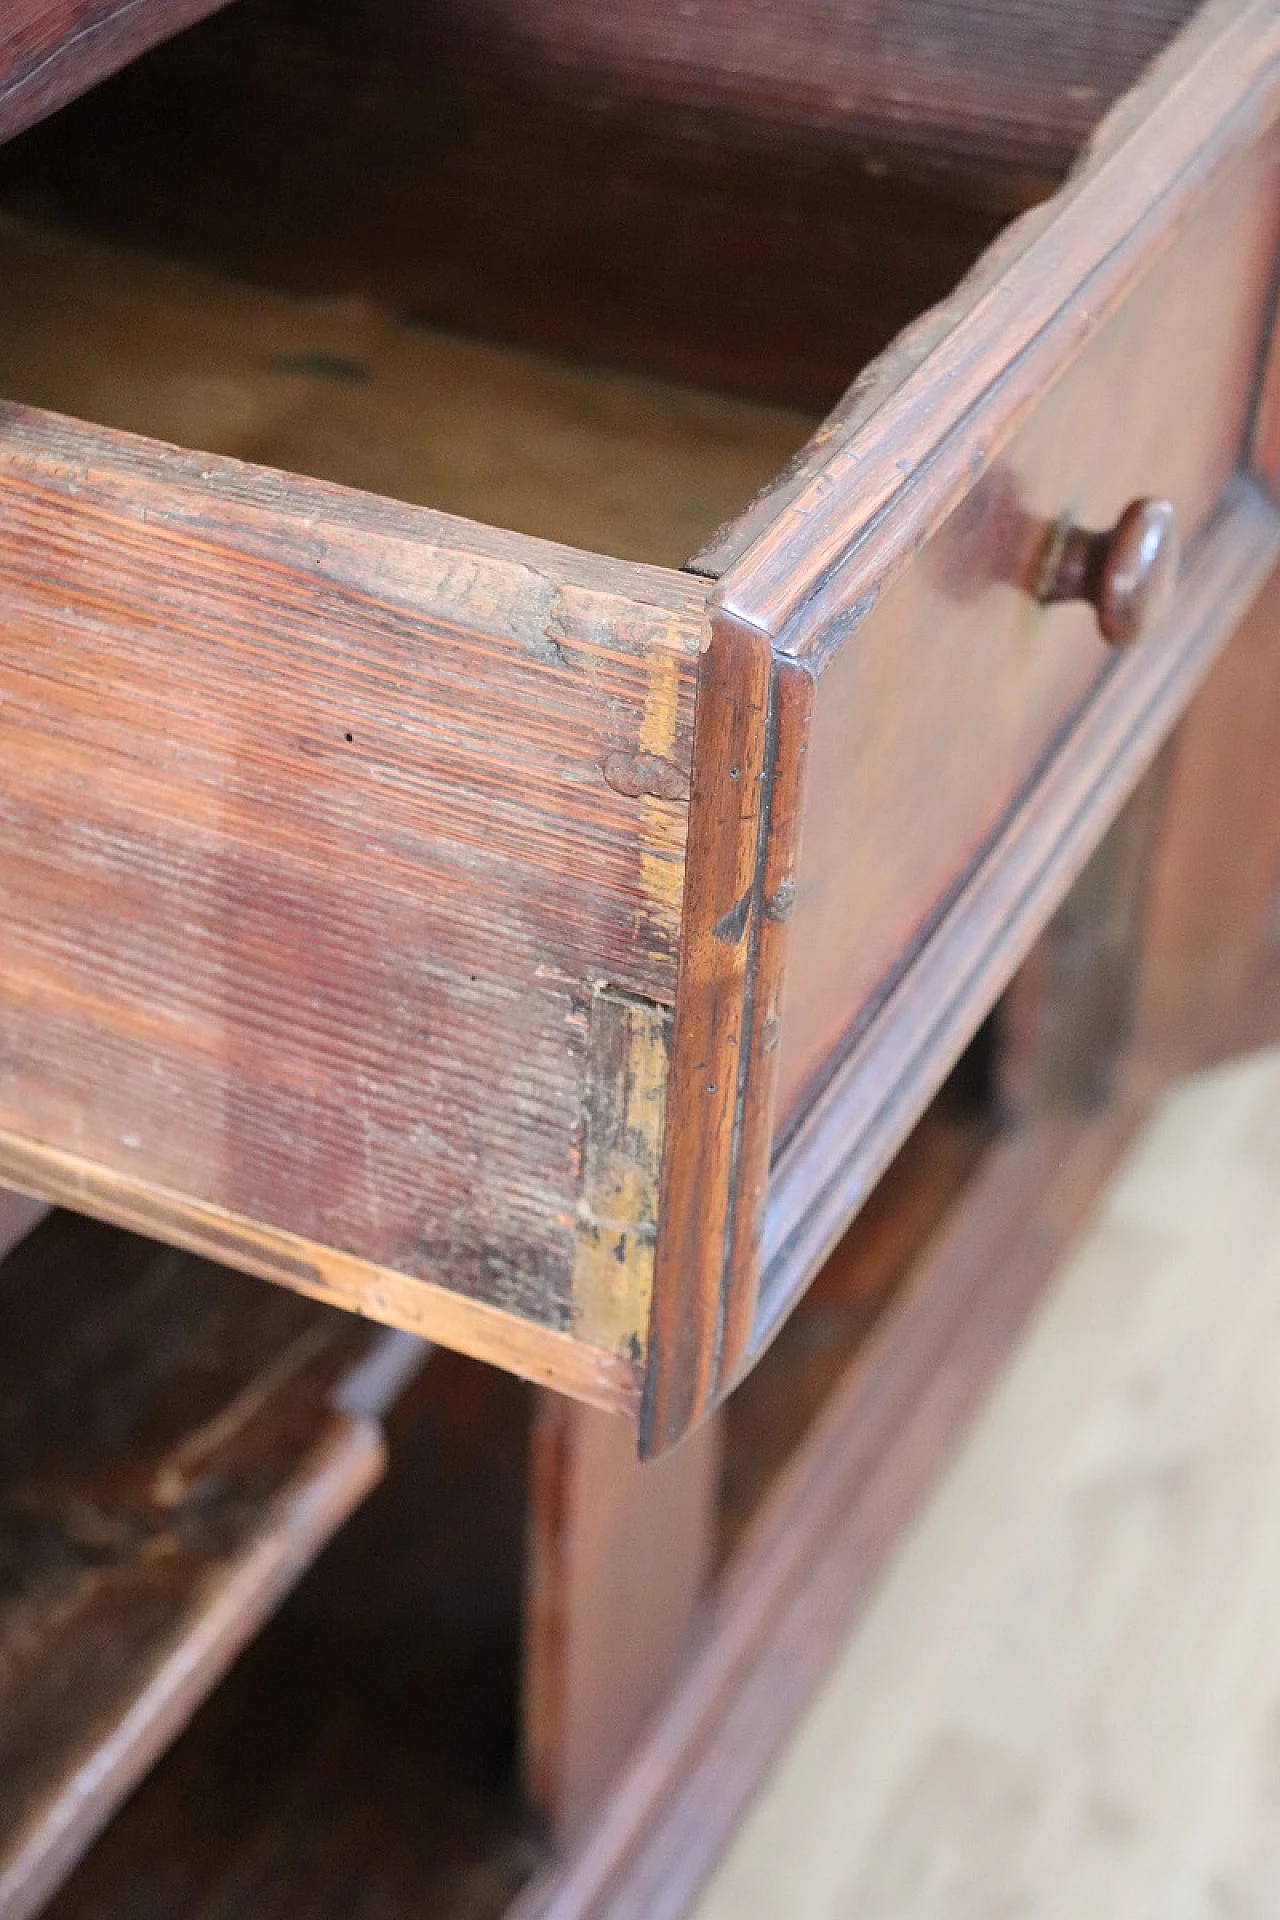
(0, 1127, 638, 1414)
(3, 1, 1275, 1441)
(0, 401, 705, 1394)
(774, 139, 1278, 1139)
(701, 0, 1280, 602)
(0, 0, 236, 141)
(643, 628, 811, 1451)
(374, 0, 1194, 178)
(0, 1208, 421, 1920)
(758, 483, 1280, 1365)
(524, 1397, 721, 1844)
(640, 615, 818, 1451)
(644, 4, 1280, 1442)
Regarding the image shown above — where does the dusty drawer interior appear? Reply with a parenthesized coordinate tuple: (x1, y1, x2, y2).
(0, 0, 1275, 1446)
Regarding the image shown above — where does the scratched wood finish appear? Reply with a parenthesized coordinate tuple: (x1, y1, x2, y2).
(0, 403, 704, 1404)
(0, 0, 1276, 1444)
(524, 1397, 721, 1844)
(0, 0, 237, 142)
(0, 1208, 422, 1920)
(644, 0, 1280, 1443)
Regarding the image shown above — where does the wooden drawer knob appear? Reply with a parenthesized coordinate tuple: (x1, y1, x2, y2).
(1037, 498, 1180, 648)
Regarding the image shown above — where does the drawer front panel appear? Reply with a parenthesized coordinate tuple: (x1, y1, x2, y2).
(0, 410, 703, 1403)
(644, 3, 1280, 1452)
(774, 137, 1280, 1138)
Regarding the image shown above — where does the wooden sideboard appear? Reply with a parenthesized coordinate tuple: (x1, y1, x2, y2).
(0, 2, 1277, 1914)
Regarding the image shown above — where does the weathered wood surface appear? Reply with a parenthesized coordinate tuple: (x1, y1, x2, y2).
(643, 629, 811, 1450)
(0, 1, 238, 143)
(0, 209, 806, 1407)
(2, 1, 1276, 1444)
(0, 1208, 423, 1920)
(646, 0, 1280, 1444)
(771, 138, 1279, 1143)
(0, 402, 705, 1404)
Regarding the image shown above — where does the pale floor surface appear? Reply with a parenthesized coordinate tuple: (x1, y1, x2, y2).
(695, 1046, 1280, 1920)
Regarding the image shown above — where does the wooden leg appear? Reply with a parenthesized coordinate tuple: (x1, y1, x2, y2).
(997, 758, 1173, 1121)
(1131, 560, 1280, 1074)
(1001, 563, 1280, 1122)
(523, 1394, 722, 1846)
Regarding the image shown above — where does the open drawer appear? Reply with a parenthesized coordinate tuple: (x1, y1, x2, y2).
(0, 0, 1276, 1449)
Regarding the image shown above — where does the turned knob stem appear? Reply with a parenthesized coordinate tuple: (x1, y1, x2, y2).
(1036, 498, 1180, 648)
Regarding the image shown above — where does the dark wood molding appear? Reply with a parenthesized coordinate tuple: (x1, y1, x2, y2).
(755, 480, 1280, 1363)
(640, 617, 770, 1453)
(0, 1, 238, 143)
(642, 618, 811, 1455)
